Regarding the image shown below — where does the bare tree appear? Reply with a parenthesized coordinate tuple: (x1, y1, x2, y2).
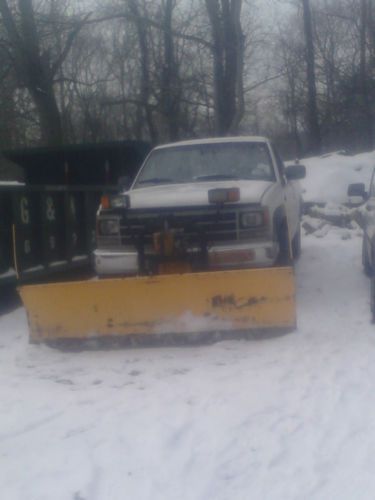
(359, 0, 374, 148)
(205, 0, 245, 135)
(301, 0, 322, 153)
(159, 0, 181, 140)
(0, 0, 89, 146)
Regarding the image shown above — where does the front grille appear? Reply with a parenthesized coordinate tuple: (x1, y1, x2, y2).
(120, 207, 238, 245)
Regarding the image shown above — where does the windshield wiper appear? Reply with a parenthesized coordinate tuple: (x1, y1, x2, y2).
(194, 174, 240, 181)
(138, 177, 175, 185)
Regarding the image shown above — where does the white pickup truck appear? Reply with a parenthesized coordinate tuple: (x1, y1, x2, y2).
(94, 136, 305, 276)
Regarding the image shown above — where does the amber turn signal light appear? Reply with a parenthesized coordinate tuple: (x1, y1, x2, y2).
(100, 195, 110, 209)
(208, 187, 240, 204)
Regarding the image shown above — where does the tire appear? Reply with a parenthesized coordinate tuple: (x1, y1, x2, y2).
(362, 237, 372, 277)
(276, 221, 292, 265)
(291, 224, 301, 260)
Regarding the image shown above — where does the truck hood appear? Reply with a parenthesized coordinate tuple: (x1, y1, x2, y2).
(127, 180, 274, 209)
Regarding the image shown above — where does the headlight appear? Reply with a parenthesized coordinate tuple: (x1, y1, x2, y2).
(99, 219, 120, 235)
(240, 211, 264, 228)
(110, 195, 128, 208)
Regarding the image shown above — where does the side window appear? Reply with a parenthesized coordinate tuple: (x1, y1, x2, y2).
(271, 144, 286, 184)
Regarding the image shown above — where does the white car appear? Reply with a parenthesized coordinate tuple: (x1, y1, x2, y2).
(94, 137, 305, 276)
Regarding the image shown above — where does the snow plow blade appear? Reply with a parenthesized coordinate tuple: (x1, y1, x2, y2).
(19, 267, 296, 344)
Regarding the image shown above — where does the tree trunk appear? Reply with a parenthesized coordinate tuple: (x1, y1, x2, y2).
(205, 0, 244, 135)
(228, 0, 245, 133)
(161, 0, 181, 141)
(0, 0, 63, 146)
(128, 0, 158, 143)
(302, 0, 322, 154)
(289, 77, 302, 158)
(30, 85, 63, 146)
(0, 0, 87, 147)
(360, 0, 374, 149)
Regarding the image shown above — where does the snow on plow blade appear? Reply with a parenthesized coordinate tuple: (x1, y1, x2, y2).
(19, 267, 296, 344)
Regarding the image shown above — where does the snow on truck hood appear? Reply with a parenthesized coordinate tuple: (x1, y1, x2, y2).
(127, 180, 274, 208)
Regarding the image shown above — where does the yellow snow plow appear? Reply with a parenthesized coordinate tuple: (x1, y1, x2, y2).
(19, 267, 295, 344)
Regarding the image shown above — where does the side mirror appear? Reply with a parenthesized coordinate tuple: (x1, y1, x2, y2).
(118, 175, 131, 190)
(285, 164, 306, 181)
(347, 183, 367, 199)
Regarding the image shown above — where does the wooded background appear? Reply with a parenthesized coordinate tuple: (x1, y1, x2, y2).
(0, 0, 374, 159)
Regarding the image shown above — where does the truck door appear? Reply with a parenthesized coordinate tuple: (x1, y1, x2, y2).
(271, 145, 299, 239)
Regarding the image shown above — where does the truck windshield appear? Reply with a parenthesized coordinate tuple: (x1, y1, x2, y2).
(133, 142, 275, 188)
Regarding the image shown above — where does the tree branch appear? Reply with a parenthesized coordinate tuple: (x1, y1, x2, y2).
(101, 97, 158, 110)
(244, 72, 286, 93)
(85, 12, 213, 49)
(51, 12, 92, 77)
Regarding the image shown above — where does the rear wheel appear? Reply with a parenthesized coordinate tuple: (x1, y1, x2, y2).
(291, 224, 301, 260)
(276, 221, 292, 265)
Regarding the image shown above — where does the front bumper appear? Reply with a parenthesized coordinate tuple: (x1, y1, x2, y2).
(94, 241, 278, 276)
(94, 250, 138, 276)
(208, 242, 278, 269)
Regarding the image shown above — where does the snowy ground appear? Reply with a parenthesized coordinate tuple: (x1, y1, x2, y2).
(1, 224, 375, 500)
(2, 148, 375, 500)
(293, 150, 375, 204)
